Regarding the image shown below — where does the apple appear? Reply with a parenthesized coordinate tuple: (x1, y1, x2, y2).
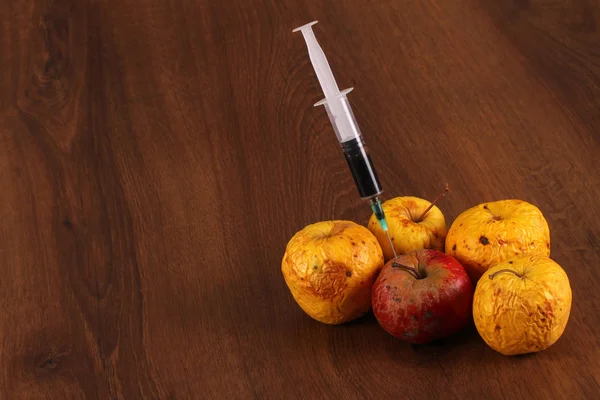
(473, 255, 572, 355)
(371, 249, 473, 344)
(445, 199, 550, 283)
(368, 188, 449, 261)
(282, 220, 384, 324)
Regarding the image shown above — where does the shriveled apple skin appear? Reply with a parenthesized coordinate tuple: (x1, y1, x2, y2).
(368, 196, 447, 260)
(371, 250, 473, 344)
(282, 221, 384, 324)
(445, 199, 550, 283)
(473, 256, 572, 355)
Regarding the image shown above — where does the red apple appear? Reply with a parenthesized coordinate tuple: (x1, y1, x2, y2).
(371, 249, 473, 344)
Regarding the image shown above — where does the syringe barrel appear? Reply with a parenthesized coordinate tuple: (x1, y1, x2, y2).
(322, 95, 383, 200)
(321, 93, 362, 143)
(340, 136, 383, 200)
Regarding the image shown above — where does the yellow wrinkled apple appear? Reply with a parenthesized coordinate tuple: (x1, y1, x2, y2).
(368, 196, 447, 261)
(281, 220, 384, 324)
(473, 256, 572, 355)
(445, 199, 550, 283)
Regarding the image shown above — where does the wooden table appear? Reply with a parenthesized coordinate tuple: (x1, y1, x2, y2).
(2, 1, 599, 398)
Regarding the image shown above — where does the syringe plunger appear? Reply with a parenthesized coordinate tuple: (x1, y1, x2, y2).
(293, 21, 362, 144)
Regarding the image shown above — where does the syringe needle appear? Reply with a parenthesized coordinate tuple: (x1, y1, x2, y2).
(384, 230, 398, 259)
(370, 198, 398, 260)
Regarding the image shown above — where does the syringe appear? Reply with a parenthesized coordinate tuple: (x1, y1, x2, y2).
(294, 21, 398, 259)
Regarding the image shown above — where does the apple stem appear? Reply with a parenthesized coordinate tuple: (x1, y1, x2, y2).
(392, 262, 422, 280)
(415, 184, 450, 222)
(489, 269, 522, 280)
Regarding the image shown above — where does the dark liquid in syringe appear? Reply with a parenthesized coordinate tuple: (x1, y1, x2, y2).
(341, 138, 383, 199)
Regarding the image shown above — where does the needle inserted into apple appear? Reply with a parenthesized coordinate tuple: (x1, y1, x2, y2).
(294, 21, 398, 258)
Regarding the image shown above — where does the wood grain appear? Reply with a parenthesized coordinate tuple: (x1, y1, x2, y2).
(1, 0, 599, 398)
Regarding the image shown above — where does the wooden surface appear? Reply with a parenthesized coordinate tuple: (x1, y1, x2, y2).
(1, 0, 600, 398)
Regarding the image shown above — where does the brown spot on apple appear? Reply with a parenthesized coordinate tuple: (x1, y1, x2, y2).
(452, 244, 456, 251)
(479, 236, 489, 245)
(308, 261, 348, 300)
(403, 200, 418, 210)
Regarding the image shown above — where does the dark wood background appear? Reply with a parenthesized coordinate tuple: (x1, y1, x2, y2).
(2, 0, 599, 398)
